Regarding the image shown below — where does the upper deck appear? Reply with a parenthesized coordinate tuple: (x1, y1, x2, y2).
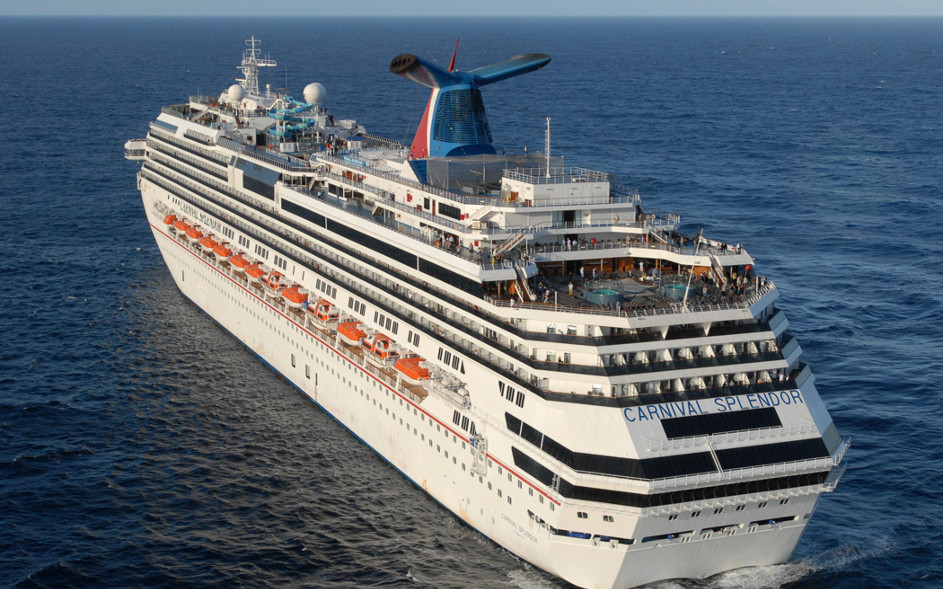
(145, 94, 766, 324)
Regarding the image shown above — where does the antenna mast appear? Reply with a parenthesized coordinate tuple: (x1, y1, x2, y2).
(237, 36, 277, 96)
(545, 116, 551, 178)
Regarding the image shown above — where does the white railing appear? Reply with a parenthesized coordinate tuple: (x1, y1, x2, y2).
(639, 478, 842, 517)
(643, 422, 820, 452)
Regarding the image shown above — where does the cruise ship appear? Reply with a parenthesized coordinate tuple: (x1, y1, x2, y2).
(125, 38, 848, 588)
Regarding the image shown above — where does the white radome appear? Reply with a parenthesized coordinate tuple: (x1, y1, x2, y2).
(228, 83, 245, 103)
(303, 82, 326, 106)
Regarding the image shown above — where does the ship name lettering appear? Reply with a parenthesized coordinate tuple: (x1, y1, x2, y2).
(623, 400, 705, 422)
(180, 202, 200, 220)
(623, 390, 804, 423)
(198, 212, 221, 232)
(714, 390, 803, 412)
(519, 525, 538, 543)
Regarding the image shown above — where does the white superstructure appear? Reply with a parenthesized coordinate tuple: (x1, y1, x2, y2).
(125, 39, 847, 588)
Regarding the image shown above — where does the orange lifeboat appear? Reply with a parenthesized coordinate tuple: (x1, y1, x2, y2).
(282, 285, 308, 309)
(245, 263, 267, 281)
(363, 333, 399, 366)
(199, 235, 218, 252)
(395, 356, 431, 384)
(163, 214, 177, 226)
(173, 219, 191, 236)
(186, 226, 203, 241)
(260, 270, 284, 295)
(305, 299, 339, 327)
(213, 242, 233, 260)
(229, 253, 248, 273)
(337, 321, 366, 346)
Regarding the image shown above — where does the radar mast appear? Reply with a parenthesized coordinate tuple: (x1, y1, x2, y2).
(236, 36, 277, 96)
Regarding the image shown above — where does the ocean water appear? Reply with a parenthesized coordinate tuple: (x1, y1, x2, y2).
(1, 16, 942, 588)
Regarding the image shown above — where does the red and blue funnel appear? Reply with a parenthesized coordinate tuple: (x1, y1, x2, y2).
(390, 47, 550, 159)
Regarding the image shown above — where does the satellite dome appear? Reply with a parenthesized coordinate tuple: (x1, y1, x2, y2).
(228, 84, 245, 102)
(303, 83, 326, 106)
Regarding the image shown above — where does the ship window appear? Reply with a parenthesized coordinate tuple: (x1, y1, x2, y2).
(716, 439, 828, 471)
(603, 515, 614, 522)
(758, 502, 767, 508)
(661, 408, 781, 439)
(577, 512, 588, 519)
(668, 514, 678, 521)
(528, 488, 533, 496)
(498, 489, 502, 498)
(291, 354, 296, 367)
(714, 508, 723, 514)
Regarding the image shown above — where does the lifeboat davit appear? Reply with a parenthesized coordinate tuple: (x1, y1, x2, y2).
(305, 299, 339, 327)
(282, 286, 308, 309)
(163, 214, 177, 226)
(229, 253, 249, 273)
(186, 226, 203, 241)
(199, 235, 218, 252)
(395, 356, 431, 384)
(337, 321, 366, 346)
(245, 263, 266, 281)
(213, 242, 233, 260)
(363, 333, 399, 366)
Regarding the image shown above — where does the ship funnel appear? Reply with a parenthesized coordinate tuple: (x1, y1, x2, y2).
(390, 51, 550, 159)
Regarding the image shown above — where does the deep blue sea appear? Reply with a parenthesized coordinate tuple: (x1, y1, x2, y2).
(1, 16, 942, 588)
